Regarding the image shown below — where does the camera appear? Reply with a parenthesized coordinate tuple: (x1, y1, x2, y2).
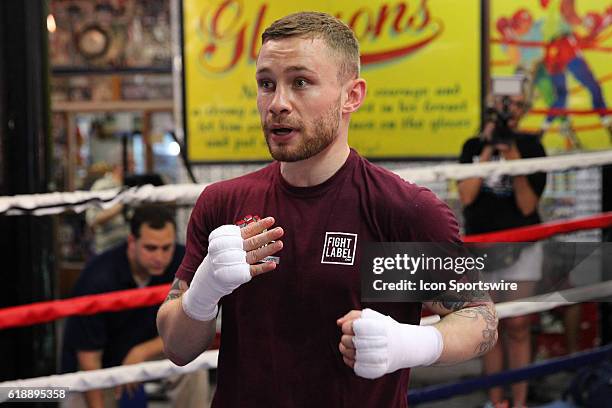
(483, 75, 528, 145)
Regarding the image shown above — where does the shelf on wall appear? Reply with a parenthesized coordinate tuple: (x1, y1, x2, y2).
(52, 99, 174, 113)
(51, 66, 173, 76)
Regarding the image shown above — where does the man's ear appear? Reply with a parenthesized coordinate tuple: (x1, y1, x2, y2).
(342, 78, 367, 114)
(127, 234, 136, 250)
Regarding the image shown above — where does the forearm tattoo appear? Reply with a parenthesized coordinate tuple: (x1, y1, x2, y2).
(163, 279, 188, 304)
(453, 304, 498, 356)
(431, 300, 467, 312)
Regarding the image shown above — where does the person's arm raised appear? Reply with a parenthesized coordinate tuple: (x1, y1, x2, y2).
(499, 143, 540, 216)
(157, 217, 283, 365)
(458, 123, 495, 206)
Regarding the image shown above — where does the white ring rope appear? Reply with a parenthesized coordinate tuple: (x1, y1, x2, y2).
(0, 350, 218, 400)
(2, 150, 612, 216)
(0, 184, 208, 216)
(394, 149, 612, 184)
(422, 280, 612, 325)
(2, 280, 611, 399)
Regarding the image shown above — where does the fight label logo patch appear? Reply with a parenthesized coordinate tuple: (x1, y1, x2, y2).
(321, 232, 358, 265)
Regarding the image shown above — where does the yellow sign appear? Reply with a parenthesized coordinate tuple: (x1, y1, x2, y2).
(183, 0, 482, 161)
(491, 0, 612, 153)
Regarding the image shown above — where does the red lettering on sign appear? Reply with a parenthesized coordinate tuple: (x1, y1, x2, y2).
(196, 0, 442, 73)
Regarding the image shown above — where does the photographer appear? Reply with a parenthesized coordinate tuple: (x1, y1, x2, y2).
(458, 84, 547, 408)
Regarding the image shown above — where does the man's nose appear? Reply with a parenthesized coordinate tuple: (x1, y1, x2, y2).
(269, 86, 292, 116)
(152, 250, 165, 263)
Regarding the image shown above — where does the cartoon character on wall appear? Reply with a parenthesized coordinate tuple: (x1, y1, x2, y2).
(495, 0, 612, 150)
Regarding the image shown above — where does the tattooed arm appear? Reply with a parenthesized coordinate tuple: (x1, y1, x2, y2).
(156, 278, 217, 366)
(423, 300, 498, 365)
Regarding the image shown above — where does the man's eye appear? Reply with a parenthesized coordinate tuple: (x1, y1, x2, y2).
(258, 80, 274, 89)
(294, 78, 308, 88)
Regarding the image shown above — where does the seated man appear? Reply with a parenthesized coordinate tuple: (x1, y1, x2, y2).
(62, 205, 207, 408)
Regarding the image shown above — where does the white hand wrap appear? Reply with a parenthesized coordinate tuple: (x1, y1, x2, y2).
(181, 225, 251, 321)
(352, 308, 443, 379)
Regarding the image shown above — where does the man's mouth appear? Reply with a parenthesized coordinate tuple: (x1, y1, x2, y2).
(270, 127, 295, 136)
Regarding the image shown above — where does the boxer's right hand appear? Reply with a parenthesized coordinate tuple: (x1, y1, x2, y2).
(182, 217, 283, 321)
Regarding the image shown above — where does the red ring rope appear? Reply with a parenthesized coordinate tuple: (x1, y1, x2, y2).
(529, 107, 612, 116)
(0, 285, 169, 330)
(463, 211, 612, 243)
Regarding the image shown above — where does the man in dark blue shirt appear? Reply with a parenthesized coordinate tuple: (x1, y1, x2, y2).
(62, 205, 190, 407)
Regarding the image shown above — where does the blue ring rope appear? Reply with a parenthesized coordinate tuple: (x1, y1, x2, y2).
(408, 343, 612, 404)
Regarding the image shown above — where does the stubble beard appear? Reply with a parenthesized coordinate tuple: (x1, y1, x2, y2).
(264, 98, 341, 162)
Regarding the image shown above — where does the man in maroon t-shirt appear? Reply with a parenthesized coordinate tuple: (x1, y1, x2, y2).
(157, 12, 498, 407)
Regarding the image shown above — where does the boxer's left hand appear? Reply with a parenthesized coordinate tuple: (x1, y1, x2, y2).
(337, 308, 444, 379)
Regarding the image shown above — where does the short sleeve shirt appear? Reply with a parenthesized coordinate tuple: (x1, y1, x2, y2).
(459, 134, 547, 234)
(176, 150, 460, 408)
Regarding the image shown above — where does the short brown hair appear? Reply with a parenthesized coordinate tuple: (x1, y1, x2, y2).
(130, 205, 175, 238)
(261, 12, 360, 80)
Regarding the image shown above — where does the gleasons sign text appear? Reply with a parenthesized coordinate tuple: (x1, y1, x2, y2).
(195, 0, 443, 73)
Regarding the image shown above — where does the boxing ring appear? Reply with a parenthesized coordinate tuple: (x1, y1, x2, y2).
(1, 150, 612, 405)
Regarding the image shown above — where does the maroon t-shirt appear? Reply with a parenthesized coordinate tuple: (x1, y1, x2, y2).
(176, 149, 460, 407)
